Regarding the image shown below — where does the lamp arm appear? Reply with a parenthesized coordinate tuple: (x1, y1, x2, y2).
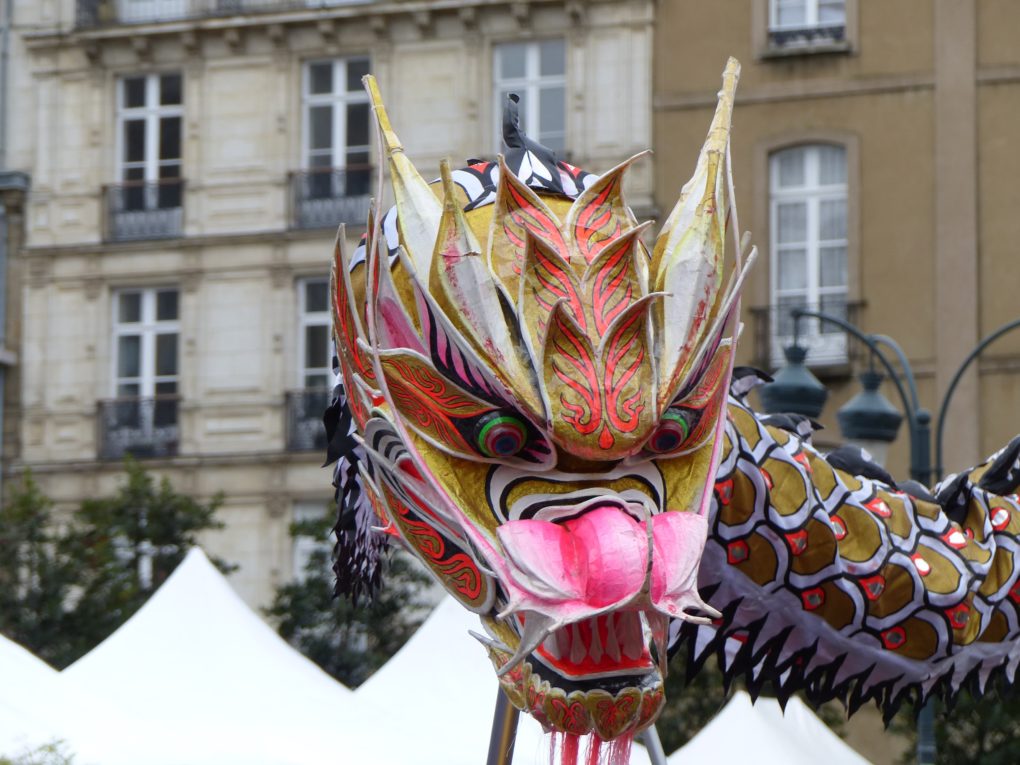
(934, 317, 1020, 479)
(791, 308, 917, 427)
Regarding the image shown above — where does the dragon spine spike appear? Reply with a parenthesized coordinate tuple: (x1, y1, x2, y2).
(363, 75, 441, 278)
(651, 59, 738, 407)
(565, 150, 649, 264)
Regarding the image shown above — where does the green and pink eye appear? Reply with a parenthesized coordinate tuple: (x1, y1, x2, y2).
(647, 408, 700, 454)
(475, 412, 529, 458)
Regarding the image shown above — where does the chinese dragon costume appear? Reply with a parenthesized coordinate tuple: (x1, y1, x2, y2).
(325, 58, 1020, 762)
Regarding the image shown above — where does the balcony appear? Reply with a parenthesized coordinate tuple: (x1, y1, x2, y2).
(767, 24, 846, 51)
(98, 396, 180, 460)
(77, 0, 372, 28)
(285, 389, 330, 452)
(750, 300, 864, 372)
(290, 166, 373, 230)
(104, 179, 184, 242)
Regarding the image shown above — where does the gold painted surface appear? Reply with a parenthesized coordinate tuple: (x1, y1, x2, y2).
(789, 518, 838, 576)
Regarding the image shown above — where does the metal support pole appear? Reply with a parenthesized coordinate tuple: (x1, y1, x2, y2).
(917, 700, 936, 765)
(486, 689, 520, 765)
(639, 725, 668, 765)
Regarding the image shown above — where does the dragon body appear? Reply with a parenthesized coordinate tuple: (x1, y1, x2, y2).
(326, 57, 1020, 760)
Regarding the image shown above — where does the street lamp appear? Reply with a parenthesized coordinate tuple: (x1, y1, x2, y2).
(836, 369, 903, 466)
(759, 307, 1020, 765)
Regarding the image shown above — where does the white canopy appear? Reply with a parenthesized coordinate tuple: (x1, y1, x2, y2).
(0, 635, 67, 755)
(62, 547, 377, 765)
(668, 690, 872, 764)
(356, 596, 653, 765)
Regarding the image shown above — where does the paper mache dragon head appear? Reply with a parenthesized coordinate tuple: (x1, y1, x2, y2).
(330, 58, 755, 746)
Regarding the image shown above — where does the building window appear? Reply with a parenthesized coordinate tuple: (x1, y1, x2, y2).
(110, 72, 184, 240)
(493, 40, 566, 154)
(768, 0, 846, 49)
(293, 57, 373, 229)
(287, 278, 332, 452)
(769, 144, 848, 364)
(100, 287, 180, 459)
(116, 0, 188, 23)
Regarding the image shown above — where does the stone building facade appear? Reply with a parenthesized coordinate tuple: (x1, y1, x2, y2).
(654, 0, 1020, 481)
(9, 0, 654, 607)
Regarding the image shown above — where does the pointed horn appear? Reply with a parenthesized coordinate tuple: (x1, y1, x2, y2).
(363, 75, 441, 278)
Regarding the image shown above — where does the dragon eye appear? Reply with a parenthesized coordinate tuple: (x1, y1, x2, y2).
(475, 412, 529, 458)
(647, 408, 698, 454)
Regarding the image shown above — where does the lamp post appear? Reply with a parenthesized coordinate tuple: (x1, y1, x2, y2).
(760, 308, 1020, 765)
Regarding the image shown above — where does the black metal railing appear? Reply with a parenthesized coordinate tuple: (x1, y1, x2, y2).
(285, 389, 331, 452)
(104, 179, 184, 242)
(77, 0, 372, 28)
(290, 166, 373, 230)
(768, 24, 846, 49)
(750, 300, 864, 370)
(98, 396, 180, 460)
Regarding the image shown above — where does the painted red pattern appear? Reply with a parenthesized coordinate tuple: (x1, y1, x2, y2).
(600, 305, 647, 434)
(501, 180, 567, 257)
(331, 255, 376, 428)
(381, 356, 489, 453)
(590, 236, 637, 335)
(574, 176, 623, 263)
(528, 237, 587, 331)
(382, 483, 485, 604)
(549, 310, 602, 437)
(547, 698, 589, 736)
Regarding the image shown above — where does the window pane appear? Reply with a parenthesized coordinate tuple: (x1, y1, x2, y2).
(117, 382, 140, 398)
(498, 44, 528, 79)
(775, 0, 806, 26)
(819, 293, 848, 333)
(160, 116, 181, 161)
(155, 380, 178, 396)
(819, 246, 847, 288)
(123, 77, 146, 108)
(777, 248, 808, 290)
(309, 62, 333, 95)
(305, 324, 329, 370)
(539, 40, 565, 77)
(155, 333, 178, 376)
(539, 86, 565, 135)
(346, 102, 370, 148)
(818, 145, 847, 184)
(346, 58, 370, 92)
(819, 199, 847, 240)
(119, 292, 142, 323)
(776, 295, 808, 337)
(118, 335, 141, 378)
(776, 202, 807, 244)
(124, 120, 146, 163)
(157, 290, 179, 320)
(310, 105, 332, 151)
(774, 148, 805, 188)
(160, 73, 182, 106)
(305, 373, 329, 390)
(305, 280, 328, 313)
(819, 0, 846, 24)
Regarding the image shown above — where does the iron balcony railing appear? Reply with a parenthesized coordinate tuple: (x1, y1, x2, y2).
(104, 179, 184, 242)
(290, 166, 373, 230)
(750, 300, 865, 371)
(285, 388, 331, 452)
(77, 0, 372, 28)
(98, 395, 180, 460)
(768, 24, 846, 49)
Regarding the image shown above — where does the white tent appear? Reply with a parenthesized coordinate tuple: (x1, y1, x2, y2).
(0, 635, 66, 755)
(667, 690, 872, 764)
(355, 596, 653, 765)
(62, 548, 378, 765)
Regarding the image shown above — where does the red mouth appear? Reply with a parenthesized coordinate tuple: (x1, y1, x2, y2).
(533, 611, 654, 678)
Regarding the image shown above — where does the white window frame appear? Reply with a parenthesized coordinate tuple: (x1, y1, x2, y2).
(297, 276, 333, 391)
(769, 144, 849, 366)
(115, 72, 183, 188)
(492, 39, 566, 154)
(112, 287, 180, 399)
(768, 0, 846, 30)
(301, 57, 371, 173)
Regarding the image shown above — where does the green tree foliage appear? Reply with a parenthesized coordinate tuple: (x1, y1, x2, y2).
(0, 460, 231, 668)
(0, 741, 75, 765)
(267, 508, 432, 687)
(893, 693, 1020, 765)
